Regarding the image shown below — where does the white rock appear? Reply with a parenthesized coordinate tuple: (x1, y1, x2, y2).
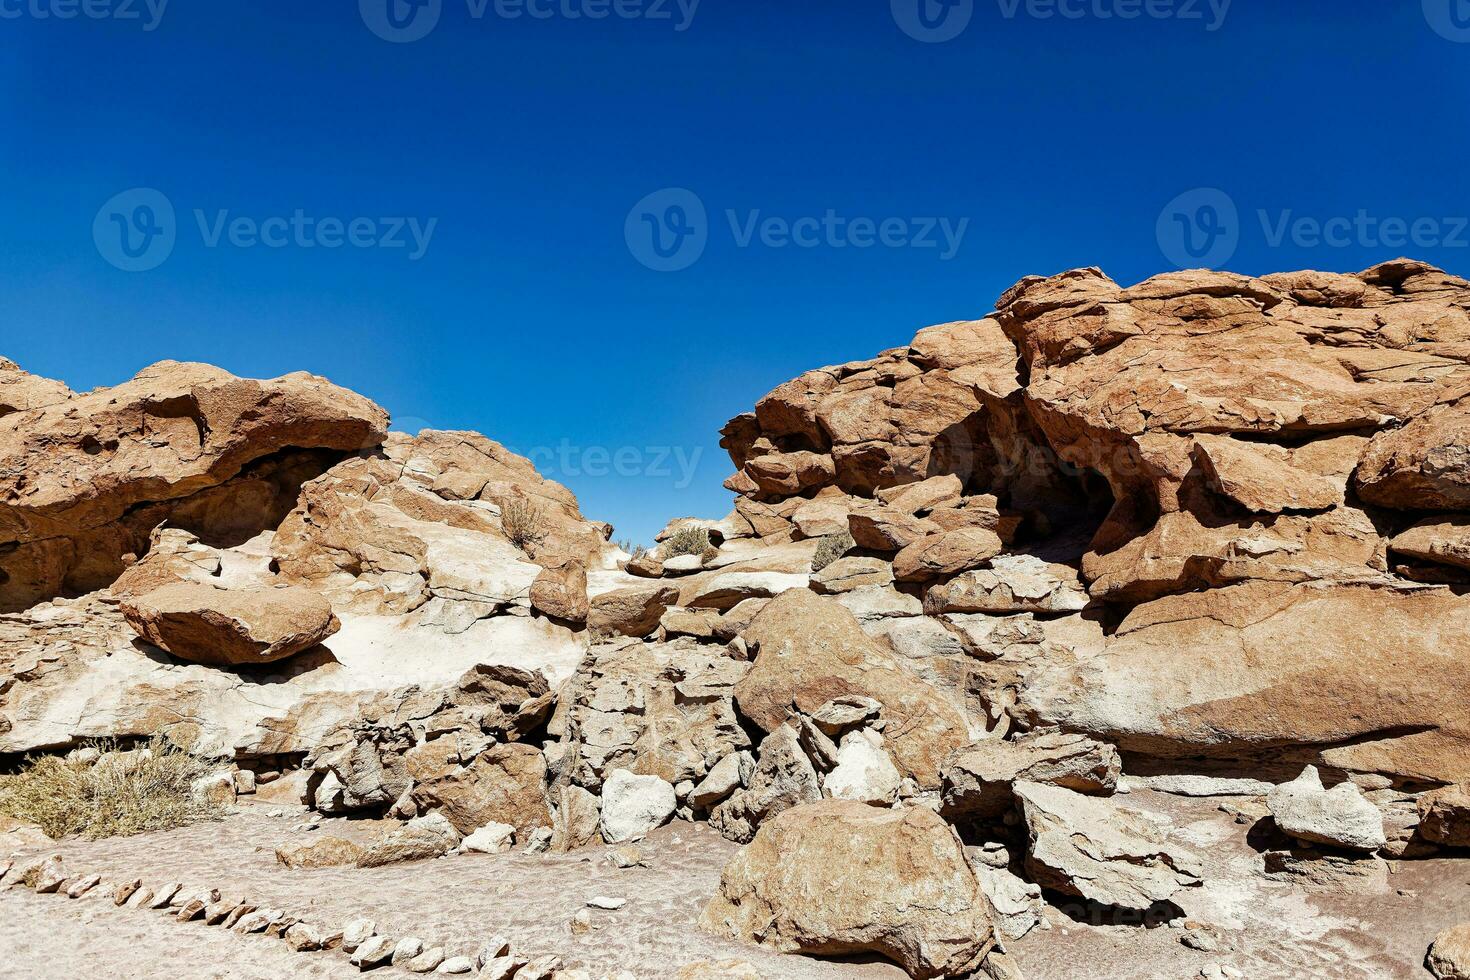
(822, 729, 901, 806)
(352, 935, 396, 968)
(341, 917, 376, 952)
(473, 935, 511, 969)
(975, 866, 1044, 942)
(1267, 766, 1386, 852)
(587, 895, 627, 910)
(1135, 775, 1274, 797)
(461, 821, 517, 854)
(599, 769, 677, 843)
(435, 955, 474, 974)
(392, 937, 426, 966)
(688, 753, 745, 808)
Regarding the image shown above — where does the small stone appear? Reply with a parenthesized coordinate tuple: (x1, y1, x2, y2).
(33, 855, 67, 894)
(568, 909, 594, 935)
(392, 937, 427, 966)
(405, 947, 446, 973)
(342, 918, 377, 952)
(1266, 766, 1386, 852)
(517, 956, 563, 980)
(587, 895, 626, 910)
(176, 898, 209, 921)
(234, 770, 257, 794)
(477, 957, 528, 980)
(66, 874, 102, 899)
(609, 846, 646, 869)
(222, 904, 257, 928)
(600, 769, 677, 843)
(461, 821, 517, 854)
(233, 909, 284, 934)
(204, 898, 244, 925)
(435, 956, 474, 975)
(474, 935, 512, 968)
(267, 915, 299, 939)
(125, 887, 155, 909)
(112, 879, 142, 906)
(284, 923, 326, 952)
(352, 935, 396, 969)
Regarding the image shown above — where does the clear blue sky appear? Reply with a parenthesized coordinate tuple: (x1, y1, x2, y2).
(3, 1, 1468, 544)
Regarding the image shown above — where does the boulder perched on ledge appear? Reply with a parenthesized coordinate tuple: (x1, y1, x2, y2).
(121, 581, 340, 667)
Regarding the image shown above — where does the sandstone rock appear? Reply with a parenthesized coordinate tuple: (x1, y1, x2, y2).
(1391, 519, 1470, 573)
(405, 948, 446, 974)
(473, 935, 511, 969)
(0, 361, 388, 611)
(942, 732, 1121, 820)
(436, 956, 475, 974)
(702, 800, 995, 979)
(1019, 581, 1470, 785)
(393, 937, 428, 967)
(352, 934, 397, 969)
(1266, 766, 1386, 852)
(709, 725, 822, 844)
(1015, 782, 1203, 910)
(738, 590, 970, 789)
(0, 357, 71, 416)
(821, 729, 901, 805)
(1192, 435, 1343, 513)
(876, 474, 964, 515)
(659, 606, 723, 640)
(65, 873, 101, 899)
(32, 855, 67, 893)
(1429, 923, 1470, 980)
(924, 555, 1087, 616)
(688, 752, 747, 809)
(684, 571, 809, 611)
(275, 836, 366, 869)
(549, 784, 602, 853)
(892, 529, 1003, 583)
(341, 917, 377, 952)
(1419, 784, 1470, 847)
(810, 557, 893, 595)
(975, 865, 1045, 942)
(516, 956, 563, 980)
(848, 507, 938, 552)
(835, 584, 924, 622)
(120, 581, 339, 667)
(588, 583, 680, 637)
(599, 769, 677, 843)
(461, 821, 517, 853)
(358, 812, 462, 867)
(410, 742, 551, 837)
(283, 923, 327, 952)
(529, 559, 589, 623)
(1358, 398, 1470, 510)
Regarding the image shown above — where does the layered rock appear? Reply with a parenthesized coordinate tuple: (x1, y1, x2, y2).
(0, 360, 389, 611)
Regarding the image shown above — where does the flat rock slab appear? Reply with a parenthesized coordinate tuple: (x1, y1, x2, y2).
(122, 581, 340, 667)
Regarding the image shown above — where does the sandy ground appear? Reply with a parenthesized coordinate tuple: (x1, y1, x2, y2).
(2, 791, 1467, 979)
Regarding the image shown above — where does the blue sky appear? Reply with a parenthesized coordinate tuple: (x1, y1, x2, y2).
(3, 1, 1468, 544)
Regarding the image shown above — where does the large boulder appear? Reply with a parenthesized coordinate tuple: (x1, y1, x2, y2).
(1266, 766, 1386, 852)
(587, 583, 679, 637)
(598, 769, 676, 843)
(1419, 784, 1470, 847)
(1018, 581, 1470, 785)
(121, 582, 340, 667)
(941, 731, 1120, 820)
(409, 742, 551, 837)
(737, 590, 972, 789)
(0, 360, 389, 611)
(1015, 781, 1203, 911)
(701, 800, 995, 979)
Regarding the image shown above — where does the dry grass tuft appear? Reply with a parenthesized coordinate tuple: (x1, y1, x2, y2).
(501, 498, 547, 550)
(812, 531, 855, 572)
(0, 738, 224, 840)
(662, 526, 712, 559)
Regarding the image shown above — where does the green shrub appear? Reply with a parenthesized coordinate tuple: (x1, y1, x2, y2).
(662, 526, 712, 559)
(812, 531, 855, 572)
(0, 738, 224, 840)
(501, 498, 546, 550)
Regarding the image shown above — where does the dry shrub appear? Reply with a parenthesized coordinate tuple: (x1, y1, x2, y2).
(662, 526, 711, 559)
(812, 531, 855, 572)
(501, 498, 547, 549)
(0, 738, 223, 840)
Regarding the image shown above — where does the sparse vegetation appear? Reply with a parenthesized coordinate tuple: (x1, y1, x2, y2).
(617, 539, 649, 561)
(812, 531, 855, 572)
(500, 498, 547, 550)
(662, 525, 712, 559)
(0, 738, 224, 840)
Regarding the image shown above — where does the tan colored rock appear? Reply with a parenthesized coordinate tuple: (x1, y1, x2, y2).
(1391, 519, 1470, 572)
(875, 474, 963, 515)
(410, 742, 551, 837)
(1419, 784, 1470, 847)
(1020, 580, 1470, 785)
(738, 590, 971, 788)
(1192, 435, 1343, 513)
(701, 800, 995, 979)
(743, 451, 836, 497)
(924, 555, 1087, 615)
(275, 836, 366, 869)
(587, 583, 679, 637)
(1429, 922, 1470, 980)
(0, 357, 72, 416)
(1358, 398, 1470, 510)
(892, 529, 1003, 583)
(942, 732, 1121, 820)
(529, 559, 588, 623)
(708, 725, 820, 843)
(848, 506, 938, 552)
(810, 557, 893, 595)
(0, 361, 388, 611)
(1016, 782, 1203, 911)
(121, 582, 339, 667)
(357, 812, 462, 868)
